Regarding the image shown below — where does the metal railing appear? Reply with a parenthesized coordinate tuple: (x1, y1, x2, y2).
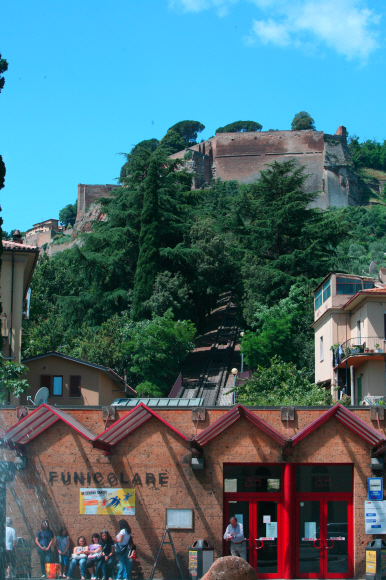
(333, 337, 386, 366)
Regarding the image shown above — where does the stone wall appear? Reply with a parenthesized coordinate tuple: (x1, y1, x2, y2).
(173, 127, 361, 209)
(77, 184, 121, 220)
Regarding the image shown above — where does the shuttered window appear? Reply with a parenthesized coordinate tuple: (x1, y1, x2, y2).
(70, 375, 81, 398)
(40, 375, 52, 395)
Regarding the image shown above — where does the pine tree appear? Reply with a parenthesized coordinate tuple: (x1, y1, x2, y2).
(132, 154, 161, 320)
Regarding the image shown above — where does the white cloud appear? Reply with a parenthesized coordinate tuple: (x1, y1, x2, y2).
(169, 0, 380, 61)
(251, 0, 380, 61)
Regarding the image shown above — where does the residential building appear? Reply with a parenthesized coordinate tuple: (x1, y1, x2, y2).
(1, 233, 39, 365)
(20, 351, 136, 406)
(24, 218, 64, 247)
(313, 271, 386, 403)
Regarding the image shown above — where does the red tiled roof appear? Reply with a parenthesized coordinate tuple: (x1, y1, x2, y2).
(2, 404, 96, 445)
(343, 287, 386, 308)
(3, 240, 39, 251)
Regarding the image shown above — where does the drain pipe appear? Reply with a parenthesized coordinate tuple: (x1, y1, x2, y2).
(350, 365, 355, 406)
(7, 250, 15, 404)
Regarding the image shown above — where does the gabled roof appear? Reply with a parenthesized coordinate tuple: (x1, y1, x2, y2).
(94, 403, 189, 449)
(2, 404, 96, 445)
(194, 404, 287, 447)
(292, 403, 385, 448)
(342, 287, 386, 310)
(22, 351, 137, 396)
(3, 240, 39, 251)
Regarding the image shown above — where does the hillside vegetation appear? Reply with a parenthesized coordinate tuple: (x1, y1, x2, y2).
(22, 127, 386, 400)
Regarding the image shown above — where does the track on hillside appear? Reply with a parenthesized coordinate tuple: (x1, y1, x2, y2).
(179, 296, 238, 406)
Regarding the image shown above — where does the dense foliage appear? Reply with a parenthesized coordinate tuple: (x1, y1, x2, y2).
(22, 125, 386, 400)
(168, 120, 205, 146)
(348, 135, 386, 172)
(216, 121, 263, 133)
(232, 356, 329, 406)
(0, 354, 29, 403)
(59, 200, 77, 227)
(291, 111, 315, 131)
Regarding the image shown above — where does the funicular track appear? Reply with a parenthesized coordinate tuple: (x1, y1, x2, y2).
(179, 296, 238, 406)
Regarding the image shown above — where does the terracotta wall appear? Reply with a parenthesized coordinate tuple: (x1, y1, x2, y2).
(1, 407, 383, 578)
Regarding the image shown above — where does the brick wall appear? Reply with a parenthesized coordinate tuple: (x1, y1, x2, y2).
(77, 184, 121, 220)
(1, 406, 381, 578)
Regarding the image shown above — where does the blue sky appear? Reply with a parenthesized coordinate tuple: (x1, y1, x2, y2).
(1, 0, 385, 233)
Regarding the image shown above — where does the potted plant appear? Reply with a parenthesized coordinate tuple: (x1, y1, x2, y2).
(375, 344, 383, 353)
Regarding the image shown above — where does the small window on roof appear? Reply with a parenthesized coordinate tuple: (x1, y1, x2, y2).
(315, 288, 322, 310)
(323, 280, 331, 302)
(70, 375, 81, 398)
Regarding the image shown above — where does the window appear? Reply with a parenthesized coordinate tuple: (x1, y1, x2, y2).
(315, 279, 331, 310)
(320, 336, 324, 362)
(295, 465, 352, 493)
(315, 288, 322, 310)
(224, 465, 282, 492)
(52, 376, 63, 397)
(322, 280, 331, 302)
(336, 277, 374, 295)
(70, 375, 81, 398)
(40, 375, 51, 392)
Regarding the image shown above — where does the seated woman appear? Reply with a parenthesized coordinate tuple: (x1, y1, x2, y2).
(97, 530, 115, 580)
(85, 533, 102, 579)
(126, 537, 137, 580)
(66, 536, 88, 580)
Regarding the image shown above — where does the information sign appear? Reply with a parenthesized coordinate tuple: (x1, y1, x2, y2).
(368, 478, 383, 501)
(79, 488, 135, 515)
(365, 501, 386, 534)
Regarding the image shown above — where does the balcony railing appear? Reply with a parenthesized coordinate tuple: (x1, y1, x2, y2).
(333, 337, 386, 366)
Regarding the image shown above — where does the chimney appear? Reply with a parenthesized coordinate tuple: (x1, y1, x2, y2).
(12, 230, 23, 243)
(335, 125, 347, 145)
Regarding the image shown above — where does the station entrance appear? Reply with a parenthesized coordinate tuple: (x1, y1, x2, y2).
(223, 464, 353, 579)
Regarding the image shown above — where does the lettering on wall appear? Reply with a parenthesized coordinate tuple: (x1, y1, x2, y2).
(48, 471, 168, 487)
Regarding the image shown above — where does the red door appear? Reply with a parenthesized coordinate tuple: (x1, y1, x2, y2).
(296, 495, 353, 578)
(224, 496, 282, 578)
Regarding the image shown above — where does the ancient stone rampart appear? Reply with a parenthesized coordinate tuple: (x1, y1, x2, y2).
(77, 183, 120, 220)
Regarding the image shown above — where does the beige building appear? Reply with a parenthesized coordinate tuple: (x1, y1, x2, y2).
(313, 272, 386, 403)
(1, 235, 39, 365)
(24, 218, 64, 247)
(20, 351, 136, 406)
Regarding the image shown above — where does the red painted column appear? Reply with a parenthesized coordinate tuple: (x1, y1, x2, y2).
(282, 462, 295, 579)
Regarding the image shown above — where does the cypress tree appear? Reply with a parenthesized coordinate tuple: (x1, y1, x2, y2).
(132, 155, 160, 320)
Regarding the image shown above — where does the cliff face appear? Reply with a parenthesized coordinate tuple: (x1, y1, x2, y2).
(171, 126, 361, 209)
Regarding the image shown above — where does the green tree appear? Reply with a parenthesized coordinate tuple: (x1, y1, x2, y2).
(0, 354, 29, 402)
(119, 138, 159, 181)
(241, 283, 315, 380)
(216, 121, 262, 133)
(158, 130, 186, 155)
(239, 159, 348, 308)
(59, 200, 77, 227)
(168, 120, 205, 146)
(145, 271, 194, 319)
(132, 154, 161, 320)
(233, 356, 329, 406)
(0, 53, 8, 322)
(0, 53, 8, 93)
(291, 111, 315, 131)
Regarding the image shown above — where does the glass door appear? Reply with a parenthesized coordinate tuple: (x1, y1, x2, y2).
(226, 500, 250, 562)
(296, 498, 352, 578)
(255, 500, 279, 577)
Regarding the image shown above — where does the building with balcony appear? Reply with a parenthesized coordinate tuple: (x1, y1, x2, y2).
(313, 271, 386, 403)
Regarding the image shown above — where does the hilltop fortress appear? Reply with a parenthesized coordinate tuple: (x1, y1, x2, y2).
(171, 125, 361, 209)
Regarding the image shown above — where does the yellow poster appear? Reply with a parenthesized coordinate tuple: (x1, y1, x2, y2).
(366, 550, 377, 574)
(79, 488, 135, 515)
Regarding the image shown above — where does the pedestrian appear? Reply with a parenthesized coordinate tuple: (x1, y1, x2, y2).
(35, 519, 55, 578)
(85, 533, 102, 579)
(98, 530, 115, 580)
(5, 517, 17, 579)
(66, 536, 88, 580)
(115, 519, 131, 580)
(125, 536, 137, 580)
(56, 526, 70, 578)
(223, 516, 247, 560)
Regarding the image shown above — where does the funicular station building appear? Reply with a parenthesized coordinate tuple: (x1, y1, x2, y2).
(1, 401, 385, 579)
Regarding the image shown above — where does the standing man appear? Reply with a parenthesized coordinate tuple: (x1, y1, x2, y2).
(223, 516, 247, 560)
(35, 519, 54, 578)
(5, 517, 17, 579)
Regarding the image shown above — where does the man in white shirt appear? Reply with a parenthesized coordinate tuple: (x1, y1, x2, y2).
(223, 516, 247, 560)
(5, 517, 17, 579)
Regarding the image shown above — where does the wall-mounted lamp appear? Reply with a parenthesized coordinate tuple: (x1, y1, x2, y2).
(191, 457, 205, 470)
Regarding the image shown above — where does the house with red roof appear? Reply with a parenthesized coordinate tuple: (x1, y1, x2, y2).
(313, 271, 386, 403)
